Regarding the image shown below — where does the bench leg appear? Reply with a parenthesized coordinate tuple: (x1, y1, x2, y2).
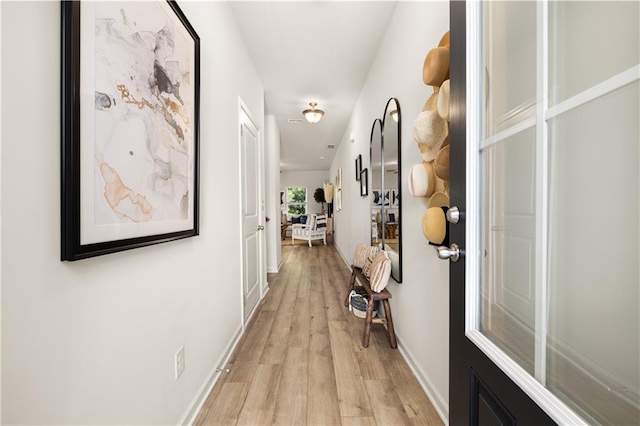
(382, 299, 397, 349)
(344, 270, 357, 307)
(362, 298, 376, 348)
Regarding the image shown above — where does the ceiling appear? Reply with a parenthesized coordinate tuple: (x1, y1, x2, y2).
(229, 1, 398, 171)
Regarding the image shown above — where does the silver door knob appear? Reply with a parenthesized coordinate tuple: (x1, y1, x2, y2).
(436, 243, 461, 262)
(257, 225, 265, 231)
(446, 206, 461, 224)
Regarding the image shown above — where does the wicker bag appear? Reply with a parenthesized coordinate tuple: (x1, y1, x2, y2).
(348, 287, 379, 319)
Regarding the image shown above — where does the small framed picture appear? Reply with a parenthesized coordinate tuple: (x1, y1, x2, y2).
(355, 154, 362, 181)
(360, 168, 368, 196)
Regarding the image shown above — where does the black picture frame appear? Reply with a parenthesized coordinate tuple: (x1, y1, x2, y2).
(360, 168, 368, 196)
(61, 0, 200, 261)
(355, 154, 362, 181)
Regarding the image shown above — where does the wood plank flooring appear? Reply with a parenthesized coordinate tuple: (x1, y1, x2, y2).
(194, 244, 443, 426)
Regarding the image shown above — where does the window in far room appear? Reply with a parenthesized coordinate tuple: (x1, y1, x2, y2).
(286, 187, 307, 214)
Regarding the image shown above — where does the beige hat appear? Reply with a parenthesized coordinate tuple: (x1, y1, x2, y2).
(438, 31, 450, 48)
(408, 162, 436, 197)
(423, 46, 450, 87)
(414, 91, 448, 162)
(434, 144, 450, 181)
(422, 207, 447, 244)
(422, 88, 439, 111)
(428, 191, 450, 208)
(437, 79, 450, 121)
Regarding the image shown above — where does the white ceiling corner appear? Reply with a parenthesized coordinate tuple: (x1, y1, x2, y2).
(229, 1, 398, 171)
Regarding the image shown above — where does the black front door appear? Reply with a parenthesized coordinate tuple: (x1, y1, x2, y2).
(448, 0, 640, 424)
(448, 2, 554, 424)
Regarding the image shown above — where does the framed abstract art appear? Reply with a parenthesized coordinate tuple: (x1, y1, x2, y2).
(61, 1, 200, 260)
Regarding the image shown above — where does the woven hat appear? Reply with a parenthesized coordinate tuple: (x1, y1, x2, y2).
(408, 162, 436, 197)
(438, 79, 450, 121)
(428, 191, 450, 208)
(423, 46, 450, 87)
(414, 91, 448, 162)
(422, 206, 449, 245)
(438, 30, 450, 48)
(434, 145, 450, 181)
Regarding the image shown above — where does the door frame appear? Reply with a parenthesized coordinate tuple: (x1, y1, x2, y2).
(238, 97, 266, 328)
(449, 1, 588, 423)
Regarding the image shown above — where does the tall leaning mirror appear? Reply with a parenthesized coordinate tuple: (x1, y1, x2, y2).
(370, 119, 383, 247)
(382, 98, 401, 282)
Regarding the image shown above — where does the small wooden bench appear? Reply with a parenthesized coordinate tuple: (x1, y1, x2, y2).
(344, 265, 397, 349)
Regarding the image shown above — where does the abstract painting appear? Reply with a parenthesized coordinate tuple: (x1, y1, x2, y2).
(372, 189, 389, 207)
(373, 189, 382, 207)
(61, 0, 200, 260)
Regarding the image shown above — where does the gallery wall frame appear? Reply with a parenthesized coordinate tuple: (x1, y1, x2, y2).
(61, 0, 201, 261)
(355, 154, 362, 181)
(360, 168, 368, 196)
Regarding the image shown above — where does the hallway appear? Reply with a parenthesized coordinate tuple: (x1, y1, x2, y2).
(194, 244, 443, 425)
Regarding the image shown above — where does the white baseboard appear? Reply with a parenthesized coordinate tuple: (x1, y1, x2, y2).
(178, 324, 244, 426)
(260, 286, 270, 303)
(244, 295, 263, 330)
(334, 243, 351, 269)
(396, 333, 449, 425)
(267, 256, 284, 273)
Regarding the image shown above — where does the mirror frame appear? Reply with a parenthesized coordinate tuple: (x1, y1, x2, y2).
(369, 118, 383, 249)
(382, 98, 402, 283)
(369, 98, 402, 283)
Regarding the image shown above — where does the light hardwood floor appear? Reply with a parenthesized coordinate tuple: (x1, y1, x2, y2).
(194, 244, 443, 426)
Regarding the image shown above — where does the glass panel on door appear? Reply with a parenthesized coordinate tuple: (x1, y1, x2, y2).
(547, 80, 640, 424)
(481, 127, 537, 375)
(477, 0, 640, 423)
(482, 0, 537, 137)
(549, 1, 640, 106)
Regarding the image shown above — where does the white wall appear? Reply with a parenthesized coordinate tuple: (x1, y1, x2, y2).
(265, 116, 282, 272)
(329, 2, 450, 420)
(280, 170, 329, 214)
(1, 2, 264, 424)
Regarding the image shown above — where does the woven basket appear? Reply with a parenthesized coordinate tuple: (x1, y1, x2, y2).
(349, 287, 379, 319)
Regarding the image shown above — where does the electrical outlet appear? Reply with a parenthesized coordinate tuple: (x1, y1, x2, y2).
(175, 346, 185, 380)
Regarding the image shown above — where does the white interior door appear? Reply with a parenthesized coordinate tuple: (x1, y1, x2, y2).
(240, 103, 262, 322)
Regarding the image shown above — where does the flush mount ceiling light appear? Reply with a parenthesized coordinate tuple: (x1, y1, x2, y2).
(303, 102, 324, 124)
(389, 109, 399, 123)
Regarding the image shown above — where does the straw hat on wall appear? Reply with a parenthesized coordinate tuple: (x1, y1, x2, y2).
(422, 206, 449, 246)
(437, 79, 450, 121)
(434, 144, 450, 181)
(408, 162, 436, 198)
(414, 91, 448, 162)
(422, 46, 450, 87)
